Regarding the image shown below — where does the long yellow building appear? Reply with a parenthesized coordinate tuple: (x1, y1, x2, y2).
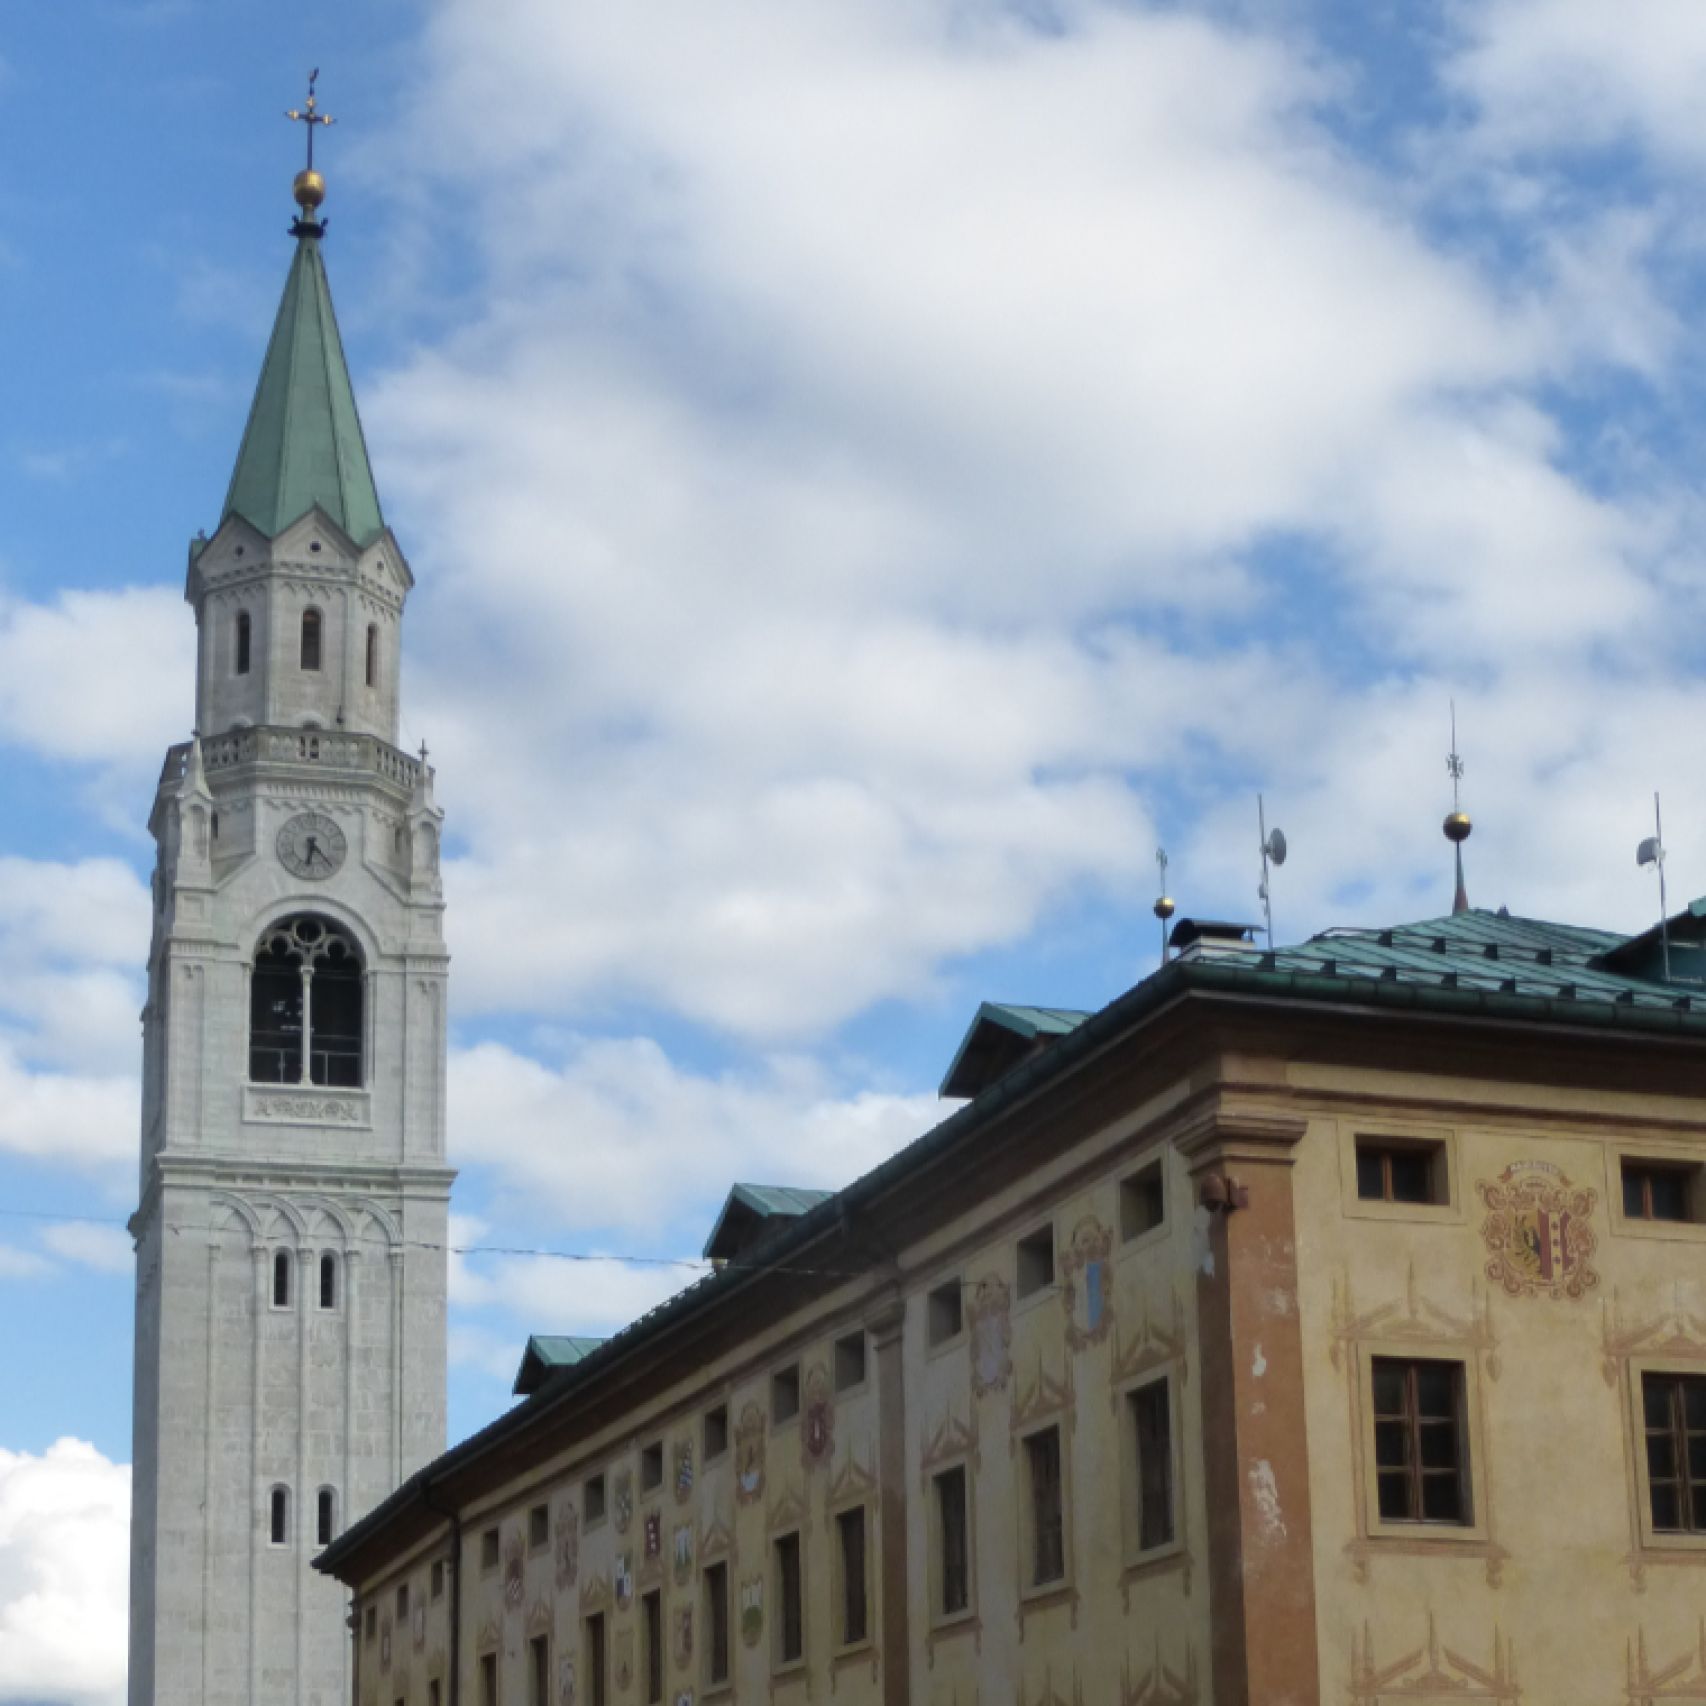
(319, 906, 1706, 1704)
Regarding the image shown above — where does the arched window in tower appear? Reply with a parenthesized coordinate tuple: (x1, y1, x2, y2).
(270, 1485, 290, 1546)
(272, 1249, 292, 1308)
(300, 608, 323, 671)
(249, 915, 365, 1088)
(319, 1251, 338, 1310)
(317, 1487, 337, 1547)
(235, 611, 251, 675)
(365, 623, 378, 689)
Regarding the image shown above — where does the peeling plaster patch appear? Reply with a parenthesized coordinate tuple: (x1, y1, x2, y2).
(1264, 1286, 1297, 1317)
(1248, 1458, 1287, 1543)
(1252, 1343, 1268, 1378)
(1192, 1205, 1215, 1277)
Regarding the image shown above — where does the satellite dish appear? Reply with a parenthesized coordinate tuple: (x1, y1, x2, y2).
(1637, 835, 1663, 869)
(1264, 828, 1288, 868)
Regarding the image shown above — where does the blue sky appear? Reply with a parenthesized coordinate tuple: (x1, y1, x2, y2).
(9, 1, 1706, 1698)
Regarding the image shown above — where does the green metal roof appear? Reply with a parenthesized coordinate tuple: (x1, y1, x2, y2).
(702, 1184, 835, 1262)
(512, 1335, 607, 1397)
(222, 230, 385, 547)
(939, 1002, 1091, 1098)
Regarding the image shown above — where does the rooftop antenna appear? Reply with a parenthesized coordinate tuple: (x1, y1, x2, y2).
(1153, 847, 1175, 969)
(1636, 791, 1671, 980)
(1443, 701, 1472, 915)
(1257, 794, 1287, 951)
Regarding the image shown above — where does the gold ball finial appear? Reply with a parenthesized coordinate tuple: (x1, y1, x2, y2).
(1443, 810, 1472, 844)
(293, 169, 326, 210)
(1153, 895, 1176, 921)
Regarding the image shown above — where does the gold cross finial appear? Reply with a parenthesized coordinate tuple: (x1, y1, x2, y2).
(285, 69, 335, 215)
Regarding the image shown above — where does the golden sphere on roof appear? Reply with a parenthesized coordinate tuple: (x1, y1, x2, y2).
(1444, 810, 1472, 844)
(293, 169, 326, 210)
(1153, 895, 1176, 921)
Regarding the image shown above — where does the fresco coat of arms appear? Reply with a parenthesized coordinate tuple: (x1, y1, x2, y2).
(612, 1469, 634, 1535)
(735, 1403, 766, 1505)
(674, 1604, 694, 1669)
(739, 1575, 764, 1647)
(1061, 1216, 1115, 1351)
(1478, 1160, 1598, 1301)
(672, 1522, 694, 1587)
(558, 1653, 576, 1706)
(614, 1551, 635, 1611)
(673, 1438, 694, 1503)
(503, 1529, 526, 1610)
(554, 1497, 579, 1590)
(801, 1363, 834, 1470)
(969, 1274, 1013, 1396)
(614, 1629, 634, 1695)
(643, 1510, 662, 1562)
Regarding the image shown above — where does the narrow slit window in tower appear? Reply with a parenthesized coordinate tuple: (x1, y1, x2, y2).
(273, 1249, 291, 1309)
(365, 623, 379, 688)
(301, 609, 322, 671)
(270, 1485, 289, 1545)
(317, 1487, 336, 1547)
(320, 1252, 337, 1309)
(236, 611, 251, 675)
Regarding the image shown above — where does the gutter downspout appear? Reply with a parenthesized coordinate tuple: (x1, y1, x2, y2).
(422, 1481, 463, 1706)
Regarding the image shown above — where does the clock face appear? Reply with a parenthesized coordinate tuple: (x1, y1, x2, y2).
(276, 811, 347, 880)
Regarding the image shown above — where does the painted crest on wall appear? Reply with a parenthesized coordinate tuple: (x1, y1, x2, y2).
(411, 1602, 426, 1649)
(504, 1529, 526, 1610)
(801, 1363, 834, 1470)
(615, 1551, 635, 1611)
(1478, 1161, 1599, 1301)
(614, 1629, 634, 1694)
(379, 1613, 392, 1672)
(674, 1604, 694, 1669)
(555, 1497, 580, 1591)
(558, 1653, 576, 1706)
(644, 1509, 662, 1562)
(1061, 1216, 1115, 1350)
(674, 1438, 694, 1503)
(735, 1402, 767, 1504)
(969, 1274, 1013, 1396)
(672, 1522, 694, 1587)
(739, 1575, 765, 1648)
(613, 1469, 635, 1535)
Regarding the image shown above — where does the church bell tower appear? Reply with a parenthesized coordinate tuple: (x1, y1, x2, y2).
(128, 94, 454, 1706)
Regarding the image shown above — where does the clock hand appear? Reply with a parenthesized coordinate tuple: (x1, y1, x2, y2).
(305, 836, 325, 867)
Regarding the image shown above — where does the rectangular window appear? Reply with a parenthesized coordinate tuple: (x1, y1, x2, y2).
(1624, 1160, 1700, 1224)
(927, 1278, 963, 1346)
(704, 1404, 729, 1461)
(834, 1331, 867, 1393)
(430, 1682, 442, 1706)
(934, 1466, 969, 1617)
(1120, 1160, 1166, 1240)
(1355, 1139, 1444, 1205)
(1017, 1224, 1055, 1299)
(703, 1560, 730, 1687)
(1025, 1427, 1065, 1585)
(641, 1590, 663, 1704)
(585, 1613, 607, 1706)
(529, 1503, 549, 1550)
(585, 1474, 607, 1526)
(775, 1531, 804, 1666)
(431, 1559, 445, 1600)
(481, 1527, 501, 1570)
(836, 1506, 868, 1646)
(365, 1605, 377, 1642)
(529, 1635, 550, 1706)
(1642, 1371, 1706, 1533)
(1371, 1356, 1469, 1524)
(479, 1652, 498, 1706)
(396, 1583, 409, 1620)
(640, 1441, 664, 1492)
(772, 1365, 801, 1425)
(1131, 1379, 1175, 1551)
(235, 611, 251, 675)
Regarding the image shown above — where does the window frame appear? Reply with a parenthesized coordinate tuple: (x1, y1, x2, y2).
(640, 1440, 664, 1493)
(583, 1611, 608, 1706)
(318, 1251, 338, 1311)
(300, 607, 324, 672)
(1339, 1122, 1461, 1224)
(480, 1527, 500, 1573)
(584, 1473, 607, 1529)
(925, 1278, 964, 1352)
(271, 1248, 293, 1311)
(316, 1485, 337, 1548)
(1355, 1342, 1488, 1544)
(268, 1483, 291, 1547)
(830, 1499, 873, 1654)
(1629, 1362, 1706, 1553)
(1015, 1221, 1056, 1303)
(833, 1330, 867, 1395)
(1613, 1145, 1706, 1242)
(1122, 1371, 1182, 1566)
(1118, 1156, 1167, 1247)
(235, 610, 252, 677)
(640, 1587, 664, 1705)
(772, 1528, 806, 1673)
(701, 1558, 732, 1693)
(528, 1503, 550, 1552)
(528, 1634, 550, 1706)
(771, 1364, 801, 1427)
(365, 622, 380, 690)
(1017, 1422, 1071, 1597)
(703, 1404, 729, 1462)
(929, 1461, 974, 1627)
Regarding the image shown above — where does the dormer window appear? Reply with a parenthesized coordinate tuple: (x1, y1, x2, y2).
(365, 624, 378, 689)
(236, 612, 251, 675)
(300, 609, 323, 672)
(249, 915, 364, 1088)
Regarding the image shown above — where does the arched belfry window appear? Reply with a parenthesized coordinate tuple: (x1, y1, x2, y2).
(319, 1252, 338, 1310)
(272, 1249, 292, 1308)
(235, 611, 251, 676)
(249, 916, 364, 1088)
(300, 609, 322, 672)
(365, 624, 379, 689)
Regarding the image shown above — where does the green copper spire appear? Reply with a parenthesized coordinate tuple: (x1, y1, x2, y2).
(221, 226, 385, 548)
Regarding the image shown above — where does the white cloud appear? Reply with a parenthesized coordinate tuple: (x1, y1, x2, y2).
(39, 1222, 133, 1276)
(0, 587, 190, 769)
(449, 1037, 936, 1246)
(0, 1246, 52, 1281)
(0, 1043, 137, 1175)
(0, 1439, 129, 1706)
